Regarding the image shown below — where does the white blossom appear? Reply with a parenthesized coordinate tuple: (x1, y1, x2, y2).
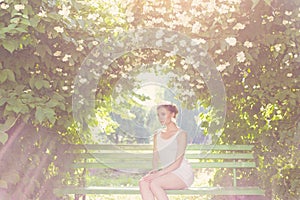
(114, 27, 124, 34)
(233, 23, 245, 30)
(286, 73, 293, 77)
(215, 49, 222, 54)
(79, 78, 87, 84)
(179, 40, 187, 47)
(225, 37, 237, 46)
(229, 6, 236, 12)
(87, 13, 99, 21)
(183, 74, 190, 81)
(267, 16, 274, 22)
(54, 26, 64, 33)
(207, 1, 216, 12)
(110, 74, 117, 79)
(76, 45, 84, 51)
(274, 44, 282, 52)
(217, 4, 230, 14)
(14, 4, 25, 11)
(227, 18, 236, 23)
(185, 56, 195, 65)
(217, 62, 230, 72)
(282, 20, 291, 25)
(182, 65, 188, 70)
(54, 51, 62, 57)
(155, 29, 164, 39)
(38, 10, 47, 17)
(192, 22, 201, 34)
(191, 38, 206, 46)
(1, 3, 9, 9)
(103, 65, 109, 70)
(58, 5, 70, 18)
(176, 12, 192, 25)
(243, 41, 253, 48)
(125, 9, 135, 18)
(62, 86, 68, 91)
(156, 40, 162, 47)
(62, 54, 71, 62)
(285, 11, 292, 16)
(228, 0, 241, 4)
(56, 68, 62, 72)
(92, 41, 99, 46)
(236, 51, 246, 63)
(127, 16, 134, 23)
(121, 73, 127, 78)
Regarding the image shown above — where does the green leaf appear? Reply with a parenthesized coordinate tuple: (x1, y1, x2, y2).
(46, 99, 59, 108)
(0, 116, 18, 132)
(36, 44, 52, 58)
(264, 0, 272, 6)
(29, 77, 35, 89)
(35, 107, 45, 123)
(2, 40, 19, 53)
(45, 108, 56, 124)
(0, 70, 8, 83)
(35, 80, 43, 89)
(30, 16, 40, 27)
(0, 132, 8, 144)
(0, 98, 7, 106)
(15, 27, 27, 33)
(0, 180, 8, 189)
(3, 69, 15, 82)
(2, 170, 20, 185)
(251, 0, 260, 9)
(35, 79, 50, 90)
(35, 107, 56, 124)
(0, 24, 17, 35)
(20, 19, 31, 26)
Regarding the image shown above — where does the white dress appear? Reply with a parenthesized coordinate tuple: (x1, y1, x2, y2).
(156, 129, 194, 188)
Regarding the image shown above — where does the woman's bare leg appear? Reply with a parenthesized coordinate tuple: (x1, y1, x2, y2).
(150, 173, 187, 200)
(139, 179, 155, 200)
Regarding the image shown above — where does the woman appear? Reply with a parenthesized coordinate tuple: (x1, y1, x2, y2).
(139, 103, 194, 200)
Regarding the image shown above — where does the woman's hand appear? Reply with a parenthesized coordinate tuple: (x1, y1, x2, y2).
(141, 170, 162, 182)
(148, 169, 159, 174)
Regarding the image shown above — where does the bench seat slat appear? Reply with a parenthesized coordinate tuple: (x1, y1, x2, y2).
(64, 144, 254, 151)
(71, 162, 256, 169)
(68, 153, 254, 160)
(54, 186, 265, 196)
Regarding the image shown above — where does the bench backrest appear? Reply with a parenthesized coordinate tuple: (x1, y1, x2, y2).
(65, 144, 256, 173)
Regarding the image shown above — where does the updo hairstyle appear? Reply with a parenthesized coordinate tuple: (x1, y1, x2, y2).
(157, 103, 179, 118)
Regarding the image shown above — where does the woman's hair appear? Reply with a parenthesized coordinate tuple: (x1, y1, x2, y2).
(157, 103, 179, 118)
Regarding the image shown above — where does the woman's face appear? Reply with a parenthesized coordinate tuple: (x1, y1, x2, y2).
(157, 107, 174, 125)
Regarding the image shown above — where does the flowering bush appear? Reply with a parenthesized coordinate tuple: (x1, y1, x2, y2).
(0, 0, 299, 199)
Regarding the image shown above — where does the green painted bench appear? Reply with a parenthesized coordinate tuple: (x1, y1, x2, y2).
(54, 144, 264, 198)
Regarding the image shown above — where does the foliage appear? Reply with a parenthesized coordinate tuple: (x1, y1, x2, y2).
(0, 0, 128, 199)
(0, 0, 299, 199)
(123, 0, 300, 199)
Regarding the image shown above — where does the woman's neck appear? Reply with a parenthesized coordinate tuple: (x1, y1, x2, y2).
(164, 122, 178, 132)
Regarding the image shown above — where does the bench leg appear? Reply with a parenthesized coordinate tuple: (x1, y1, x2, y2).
(74, 194, 86, 200)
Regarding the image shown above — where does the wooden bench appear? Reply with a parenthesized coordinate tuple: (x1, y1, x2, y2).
(54, 144, 264, 198)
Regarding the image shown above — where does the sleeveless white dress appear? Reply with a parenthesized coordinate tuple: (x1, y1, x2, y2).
(156, 129, 194, 188)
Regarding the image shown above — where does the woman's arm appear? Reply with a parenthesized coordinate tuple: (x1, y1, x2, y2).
(156, 131, 187, 176)
(152, 132, 159, 171)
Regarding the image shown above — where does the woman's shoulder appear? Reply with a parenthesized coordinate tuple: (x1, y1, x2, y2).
(153, 128, 163, 139)
(176, 129, 187, 137)
(154, 128, 164, 134)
